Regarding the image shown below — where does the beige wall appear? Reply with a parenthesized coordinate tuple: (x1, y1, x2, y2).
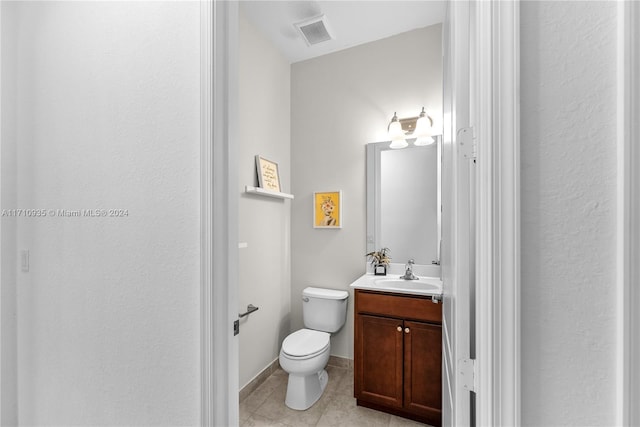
(238, 8, 292, 388)
(290, 25, 442, 358)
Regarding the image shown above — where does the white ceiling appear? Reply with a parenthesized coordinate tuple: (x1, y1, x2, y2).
(240, 1, 447, 64)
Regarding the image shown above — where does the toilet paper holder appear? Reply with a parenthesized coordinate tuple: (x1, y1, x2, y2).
(239, 304, 259, 318)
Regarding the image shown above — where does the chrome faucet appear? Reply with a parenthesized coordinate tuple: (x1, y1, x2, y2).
(400, 259, 418, 280)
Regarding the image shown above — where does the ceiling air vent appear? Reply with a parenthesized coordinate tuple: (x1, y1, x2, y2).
(294, 15, 333, 46)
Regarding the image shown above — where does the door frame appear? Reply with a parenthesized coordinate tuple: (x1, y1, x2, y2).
(472, 1, 520, 425)
(200, 1, 523, 425)
(617, 1, 640, 425)
(443, 1, 472, 426)
(200, 1, 239, 426)
(445, 1, 520, 425)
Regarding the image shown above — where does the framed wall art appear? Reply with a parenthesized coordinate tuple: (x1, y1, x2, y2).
(313, 191, 342, 229)
(255, 155, 281, 192)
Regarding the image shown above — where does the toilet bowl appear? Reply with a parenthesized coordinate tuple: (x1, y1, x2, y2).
(279, 329, 331, 410)
(279, 287, 349, 410)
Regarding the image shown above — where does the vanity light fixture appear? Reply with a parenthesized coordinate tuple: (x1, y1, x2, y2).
(388, 112, 408, 149)
(413, 107, 436, 146)
(387, 107, 437, 148)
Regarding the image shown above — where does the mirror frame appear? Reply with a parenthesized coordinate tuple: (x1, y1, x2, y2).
(366, 136, 441, 266)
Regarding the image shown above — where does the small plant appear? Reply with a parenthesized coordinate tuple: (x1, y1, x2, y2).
(366, 247, 391, 266)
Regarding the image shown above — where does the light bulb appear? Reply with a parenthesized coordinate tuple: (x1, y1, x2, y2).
(414, 116, 430, 136)
(413, 108, 432, 137)
(387, 112, 404, 140)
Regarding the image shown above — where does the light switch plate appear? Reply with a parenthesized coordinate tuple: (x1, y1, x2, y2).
(20, 250, 29, 272)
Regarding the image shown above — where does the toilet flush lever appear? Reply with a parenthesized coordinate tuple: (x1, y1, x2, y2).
(302, 297, 310, 302)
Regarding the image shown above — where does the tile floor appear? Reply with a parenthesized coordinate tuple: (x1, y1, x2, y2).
(239, 365, 430, 427)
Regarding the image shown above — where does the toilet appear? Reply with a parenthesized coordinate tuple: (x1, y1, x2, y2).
(279, 286, 349, 410)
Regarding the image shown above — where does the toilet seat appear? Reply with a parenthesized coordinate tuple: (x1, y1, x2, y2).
(281, 329, 329, 360)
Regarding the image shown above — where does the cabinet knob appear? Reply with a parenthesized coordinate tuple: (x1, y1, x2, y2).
(405, 327, 410, 334)
(397, 326, 402, 332)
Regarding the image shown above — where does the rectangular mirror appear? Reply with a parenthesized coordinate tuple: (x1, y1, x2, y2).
(366, 137, 441, 266)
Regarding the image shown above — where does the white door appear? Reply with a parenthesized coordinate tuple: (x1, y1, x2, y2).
(1, 2, 204, 425)
(441, 0, 474, 426)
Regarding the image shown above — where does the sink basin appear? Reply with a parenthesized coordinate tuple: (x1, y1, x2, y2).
(350, 274, 442, 296)
(373, 278, 441, 291)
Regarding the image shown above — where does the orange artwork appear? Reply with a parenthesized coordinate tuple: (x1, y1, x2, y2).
(313, 191, 342, 229)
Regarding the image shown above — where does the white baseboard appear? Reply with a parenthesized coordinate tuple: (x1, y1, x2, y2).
(239, 359, 280, 403)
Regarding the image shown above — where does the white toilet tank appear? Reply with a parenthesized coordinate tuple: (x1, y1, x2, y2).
(302, 287, 349, 333)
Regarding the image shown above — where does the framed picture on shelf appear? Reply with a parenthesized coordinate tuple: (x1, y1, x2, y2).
(255, 155, 281, 192)
(313, 191, 342, 229)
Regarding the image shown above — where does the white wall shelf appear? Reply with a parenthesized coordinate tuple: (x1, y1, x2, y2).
(244, 185, 294, 200)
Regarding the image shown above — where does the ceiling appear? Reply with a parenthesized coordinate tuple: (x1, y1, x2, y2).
(240, 1, 447, 64)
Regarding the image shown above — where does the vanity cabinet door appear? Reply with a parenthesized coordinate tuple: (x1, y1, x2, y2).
(354, 314, 404, 409)
(354, 289, 442, 426)
(403, 320, 442, 421)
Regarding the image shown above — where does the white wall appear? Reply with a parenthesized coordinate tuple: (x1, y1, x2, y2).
(9, 2, 201, 425)
(521, 2, 618, 425)
(1, 2, 18, 424)
(237, 8, 291, 388)
(291, 25, 442, 358)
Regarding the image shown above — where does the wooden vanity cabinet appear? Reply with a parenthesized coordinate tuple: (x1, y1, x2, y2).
(354, 289, 442, 426)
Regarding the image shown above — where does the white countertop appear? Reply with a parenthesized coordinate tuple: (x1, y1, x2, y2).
(350, 273, 443, 297)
